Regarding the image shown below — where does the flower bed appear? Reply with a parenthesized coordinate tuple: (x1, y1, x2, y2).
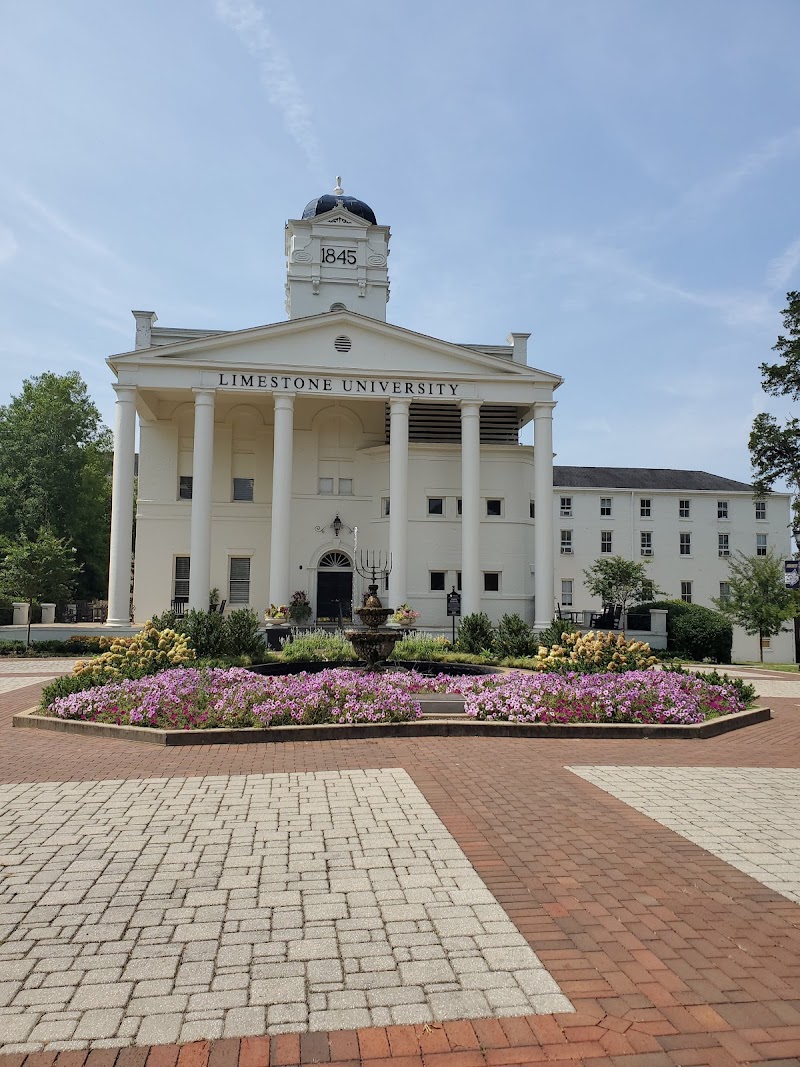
(43, 666, 746, 730)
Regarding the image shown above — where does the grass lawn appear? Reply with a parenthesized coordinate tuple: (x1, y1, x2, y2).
(734, 661, 798, 672)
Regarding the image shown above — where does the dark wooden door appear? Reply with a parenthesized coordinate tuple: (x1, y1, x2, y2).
(316, 571, 352, 622)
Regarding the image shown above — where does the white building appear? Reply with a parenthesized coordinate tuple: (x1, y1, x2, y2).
(105, 183, 793, 662)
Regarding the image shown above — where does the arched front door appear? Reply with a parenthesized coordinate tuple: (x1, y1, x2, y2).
(316, 551, 353, 624)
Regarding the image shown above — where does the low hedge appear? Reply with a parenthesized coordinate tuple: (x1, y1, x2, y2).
(632, 600, 732, 663)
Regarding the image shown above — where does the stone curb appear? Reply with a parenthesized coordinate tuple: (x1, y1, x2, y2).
(12, 704, 771, 745)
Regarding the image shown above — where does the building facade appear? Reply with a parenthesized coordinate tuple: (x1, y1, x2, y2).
(105, 185, 793, 662)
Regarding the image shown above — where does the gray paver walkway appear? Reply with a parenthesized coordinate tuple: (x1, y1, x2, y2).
(570, 765, 800, 904)
(0, 768, 570, 1053)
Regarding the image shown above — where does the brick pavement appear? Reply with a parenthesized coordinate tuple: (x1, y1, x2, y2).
(1, 672, 800, 1065)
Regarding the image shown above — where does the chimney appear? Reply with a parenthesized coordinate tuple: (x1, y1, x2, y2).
(507, 332, 531, 365)
(132, 310, 158, 350)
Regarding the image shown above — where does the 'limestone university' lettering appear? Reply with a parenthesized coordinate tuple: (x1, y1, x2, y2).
(218, 373, 459, 397)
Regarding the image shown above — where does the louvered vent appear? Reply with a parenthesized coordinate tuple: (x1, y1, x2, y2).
(384, 403, 522, 444)
(334, 335, 352, 352)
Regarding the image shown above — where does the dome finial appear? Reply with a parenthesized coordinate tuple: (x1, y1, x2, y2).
(333, 176, 344, 195)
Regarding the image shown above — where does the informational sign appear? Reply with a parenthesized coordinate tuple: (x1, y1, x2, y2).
(785, 560, 800, 588)
(447, 591, 462, 617)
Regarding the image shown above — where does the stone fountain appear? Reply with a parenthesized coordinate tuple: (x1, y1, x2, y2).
(344, 550, 401, 670)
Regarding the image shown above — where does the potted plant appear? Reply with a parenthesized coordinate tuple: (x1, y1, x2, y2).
(391, 603, 420, 628)
(264, 603, 289, 625)
(288, 590, 312, 626)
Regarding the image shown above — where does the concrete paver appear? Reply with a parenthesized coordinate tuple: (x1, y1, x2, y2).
(0, 769, 570, 1053)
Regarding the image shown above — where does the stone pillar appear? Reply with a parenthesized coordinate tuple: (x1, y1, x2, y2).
(388, 398, 410, 610)
(41, 604, 56, 624)
(269, 394, 295, 607)
(460, 400, 482, 617)
(12, 603, 29, 626)
(188, 389, 216, 612)
(533, 401, 556, 630)
(106, 385, 137, 626)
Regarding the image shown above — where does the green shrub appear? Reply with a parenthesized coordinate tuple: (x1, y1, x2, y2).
(40, 670, 110, 707)
(0, 640, 26, 656)
(175, 609, 228, 658)
(67, 635, 104, 654)
(454, 613, 495, 655)
(150, 609, 178, 632)
(535, 618, 581, 650)
(493, 614, 535, 659)
(223, 608, 267, 659)
(280, 629, 357, 662)
(391, 633, 452, 661)
(663, 663, 756, 707)
(634, 600, 732, 663)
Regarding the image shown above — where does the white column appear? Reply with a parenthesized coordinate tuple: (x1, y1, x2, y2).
(106, 385, 137, 626)
(460, 400, 482, 617)
(269, 394, 295, 606)
(533, 401, 556, 630)
(388, 398, 410, 609)
(188, 389, 216, 612)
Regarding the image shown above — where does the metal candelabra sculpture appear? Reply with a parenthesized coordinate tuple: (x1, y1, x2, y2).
(354, 549, 392, 591)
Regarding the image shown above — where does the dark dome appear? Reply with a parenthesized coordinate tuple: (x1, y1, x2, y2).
(302, 193, 376, 225)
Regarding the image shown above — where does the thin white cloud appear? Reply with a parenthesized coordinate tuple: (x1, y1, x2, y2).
(14, 188, 125, 266)
(0, 223, 18, 265)
(214, 0, 319, 167)
(767, 235, 800, 290)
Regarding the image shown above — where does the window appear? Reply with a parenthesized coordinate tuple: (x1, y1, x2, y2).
(717, 500, 728, 519)
(338, 478, 353, 495)
(381, 497, 390, 516)
(756, 533, 768, 556)
(456, 571, 462, 591)
(430, 571, 446, 591)
(641, 579, 656, 602)
(679, 499, 690, 518)
(755, 501, 767, 520)
(718, 533, 730, 557)
(178, 476, 193, 500)
(560, 530, 573, 554)
(761, 636, 771, 650)
(318, 477, 334, 495)
(600, 497, 612, 517)
(681, 581, 692, 603)
(229, 557, 251, 604)
(427, 497, 444, 516)
(560, 496, 572, 517)
(640, 498, 651, 518)
(640, 531, 652, 556)
(232, 477, 254, 502)
(719, 581, 731, 604)
(486, 498, 502, 517)
(174, 557, 190, 599)
(457, 498, 463, 516)
(483, 572, 500, 592)
(680, 532, 691, 555)
(601, 531, 612, 554)
(561, 579, 573, 606)
(529, 500, 535, 518)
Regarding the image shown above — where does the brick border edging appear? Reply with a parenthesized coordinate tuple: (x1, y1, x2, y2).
(12, 704, 771, 745)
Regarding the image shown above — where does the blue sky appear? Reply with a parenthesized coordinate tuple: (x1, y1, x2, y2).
(1, 0, 798, 481)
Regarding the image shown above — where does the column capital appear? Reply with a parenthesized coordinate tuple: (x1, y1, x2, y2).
(459, 399, 483, 414)
(533, 400, 557, 417)
(389, 396, 411, 411)
(112, 384, 137, 403)
(274, 393, 296, 411)
(192, 388, 216, 406)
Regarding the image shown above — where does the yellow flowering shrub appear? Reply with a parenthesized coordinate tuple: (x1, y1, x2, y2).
(73, 622, 195, 681)
(533, 630, 658, 674)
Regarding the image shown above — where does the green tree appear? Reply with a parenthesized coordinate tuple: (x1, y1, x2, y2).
(750, 292, 800, 547)
(713, 551, 795, 662)
(0, 529, 81, 645)
(760, 290, 800, 400)
(583, 555, 662, 620)
(0, 373, 112, 597)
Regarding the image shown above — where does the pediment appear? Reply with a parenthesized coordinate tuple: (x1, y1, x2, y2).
(109, 312, 562, 387)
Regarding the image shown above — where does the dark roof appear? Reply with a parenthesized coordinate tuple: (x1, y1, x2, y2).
(302, 193, 376, 225)
(553, 466, 754, 492)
